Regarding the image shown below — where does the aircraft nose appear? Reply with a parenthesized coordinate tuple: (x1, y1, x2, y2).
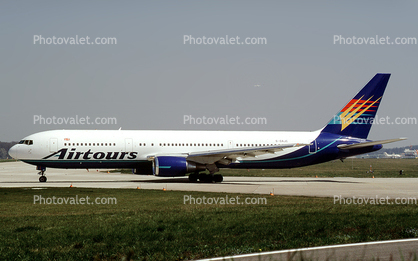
(8, 145, 18, 159)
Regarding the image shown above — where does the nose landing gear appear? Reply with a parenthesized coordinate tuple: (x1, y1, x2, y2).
(37, 166, 47, 182)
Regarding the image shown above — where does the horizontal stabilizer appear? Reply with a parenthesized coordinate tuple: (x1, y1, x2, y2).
(337, 138, 407, 150)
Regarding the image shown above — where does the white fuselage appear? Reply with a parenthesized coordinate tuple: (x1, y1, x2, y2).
(11, 129, 320, 162)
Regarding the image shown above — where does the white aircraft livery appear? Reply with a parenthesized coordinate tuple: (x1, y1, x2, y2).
(8, 74, 405, 183)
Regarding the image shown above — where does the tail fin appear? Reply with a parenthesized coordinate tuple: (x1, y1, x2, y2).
(321, 73, 390, 139)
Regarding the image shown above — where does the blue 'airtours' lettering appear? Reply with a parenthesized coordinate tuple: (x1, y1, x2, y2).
(43, 149, 138, 160)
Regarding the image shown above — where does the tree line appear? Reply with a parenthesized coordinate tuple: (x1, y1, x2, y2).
(0, 142, 17, 159)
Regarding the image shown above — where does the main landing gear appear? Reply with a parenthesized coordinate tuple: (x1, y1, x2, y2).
(188, 172, 223, 183)
(37, 166, 47, 182)
(188, 164, 223, 183)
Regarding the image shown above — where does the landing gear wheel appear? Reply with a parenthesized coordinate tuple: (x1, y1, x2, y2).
(198, 174, 213, 183)
(198, 173, 207, 183)
(206, 174, 213, 183)
(197, 173, 222, 183)
(189, 173, 198, 182)
(37, 166, 47, 183)
(213, 174, 223, 183)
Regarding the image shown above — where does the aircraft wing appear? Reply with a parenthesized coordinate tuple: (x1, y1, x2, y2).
(337, 138, 406, 150)
(185, 143, 308, 165)
(149, 143, 308, 165)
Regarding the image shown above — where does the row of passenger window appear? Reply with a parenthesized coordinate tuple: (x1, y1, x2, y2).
(64, 143, 116, 147)
(237, 144, 276, 147)
(63, 142, 277, 147)
(154, 143, 276, 147)
(157, 143, 224, 147)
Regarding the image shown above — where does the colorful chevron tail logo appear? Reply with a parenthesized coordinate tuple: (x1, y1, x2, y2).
(339, 95, 381, 131)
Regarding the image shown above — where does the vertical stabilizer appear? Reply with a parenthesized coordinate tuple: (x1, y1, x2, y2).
(321, 74, 390, 139)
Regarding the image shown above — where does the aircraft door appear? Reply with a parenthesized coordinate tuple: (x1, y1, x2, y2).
(309, 139, 317, 154)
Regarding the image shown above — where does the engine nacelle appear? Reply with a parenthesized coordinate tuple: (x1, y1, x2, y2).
(153, 156, 206, 177)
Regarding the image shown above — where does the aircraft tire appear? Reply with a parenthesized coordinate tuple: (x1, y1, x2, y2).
(198, 173, 207, 182)
(189, 173, 198, 182)
(213, 174, 223, 183)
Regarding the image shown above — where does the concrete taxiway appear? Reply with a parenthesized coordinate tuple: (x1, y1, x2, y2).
(1, 161, 418, 199)
(199, 238, 418, 261)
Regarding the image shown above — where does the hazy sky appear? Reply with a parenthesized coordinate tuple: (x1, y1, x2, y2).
(1, 1, 417, 147)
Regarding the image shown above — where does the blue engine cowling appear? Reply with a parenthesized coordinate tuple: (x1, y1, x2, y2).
(153, 156, 206, 177)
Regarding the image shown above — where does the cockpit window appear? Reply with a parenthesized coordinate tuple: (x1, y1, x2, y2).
(19, 140, 33, 145)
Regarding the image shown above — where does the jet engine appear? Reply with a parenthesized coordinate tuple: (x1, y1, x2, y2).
(153, 156, 206, 177)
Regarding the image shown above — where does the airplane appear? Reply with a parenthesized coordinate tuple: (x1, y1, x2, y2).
(8, 73, 406, 183)
(404, 148, 418, 158)
(383, 152, 402, 158)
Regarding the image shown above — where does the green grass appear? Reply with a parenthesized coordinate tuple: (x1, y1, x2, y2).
(1, 188, 418, 260)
